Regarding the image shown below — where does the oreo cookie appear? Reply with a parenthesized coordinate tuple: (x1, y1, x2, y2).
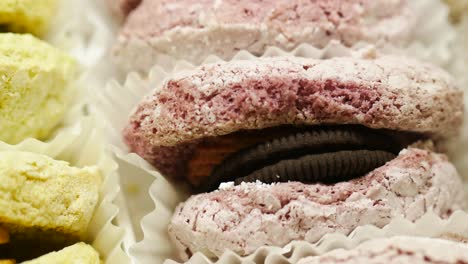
(233, 150, 395, 185)
(197, 126, 405, 193)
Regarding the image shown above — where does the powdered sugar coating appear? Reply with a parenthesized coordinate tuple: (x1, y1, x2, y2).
(113, 0, 414, 72)
(123, 56, 463, 176)
(168, 148, 466, 260)
(298, 236, 468, 263)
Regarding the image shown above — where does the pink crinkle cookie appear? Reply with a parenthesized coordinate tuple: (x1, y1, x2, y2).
(123, 56, 463, 179)
(297, 236, 468, 264)
(112, 0, 415, 72)
(122, 55, 465, 260)
(169, 149, 466, 259)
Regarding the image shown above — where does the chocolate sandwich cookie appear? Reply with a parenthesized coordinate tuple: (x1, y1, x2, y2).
(197, 125, 411, 193)
(111, 0, 416, 72)
(122, 55, 465, 260)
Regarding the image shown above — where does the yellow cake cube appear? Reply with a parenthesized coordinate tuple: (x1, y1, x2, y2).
(22, 243, 100, 264)
(0, 151, 101, 243)
(0, 33, 77, 144)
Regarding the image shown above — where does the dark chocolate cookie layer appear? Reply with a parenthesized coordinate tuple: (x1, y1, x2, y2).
(234, 150, 395, 185)
(198, 126, 404, 192)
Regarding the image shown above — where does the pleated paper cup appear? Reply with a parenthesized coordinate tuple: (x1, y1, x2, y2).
(44, 0, 135, 258)
(47, 0, 116, 68)
(46, 0, 122, 103)
(447, 15, 468, 181)
(165, 206, 468, 264)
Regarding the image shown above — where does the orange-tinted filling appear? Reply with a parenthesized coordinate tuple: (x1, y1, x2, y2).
(187, 127, 300, 186)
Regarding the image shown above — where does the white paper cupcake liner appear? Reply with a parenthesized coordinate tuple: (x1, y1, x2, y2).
(46, 1, 138, 255)
(450, 12, 468, 74)
(402, 0, 455, 67)
(92, 42, 468, 264)
(112, 0, 455, 75)
(47, 0, 123, 99)
(449, 15, 468, 90)
(0, 116, 130, 263)
(165, 207, 468, 264)
(114, 151, 187, 264)
(47, 0, 116, 69)
(447, 15, 468, 180)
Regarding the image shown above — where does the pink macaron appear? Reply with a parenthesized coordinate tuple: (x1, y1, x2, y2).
(124, 56, 462, 180)
(111, 0, 415, 72)
(122, 55, 465, 260)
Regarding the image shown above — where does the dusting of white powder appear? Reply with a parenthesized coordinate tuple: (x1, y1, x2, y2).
(169, 148, 466, 261)
(218, 181, 234, 190)
(298, 236, 468, 263)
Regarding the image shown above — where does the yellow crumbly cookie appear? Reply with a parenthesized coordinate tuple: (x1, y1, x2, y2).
(0, 0, 57, 36)
(0, 151, 101, 243)
(22, 243, 100, 264)
(0, 33, 77, 144)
